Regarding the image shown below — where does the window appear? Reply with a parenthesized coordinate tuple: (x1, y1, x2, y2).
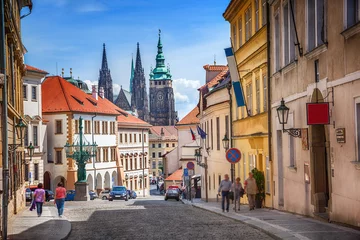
(125, 134, 127, 143)
(102, 121, 108, 134)
(211, 119, 213, 150)
(218, 175, 221, 186)
(262, 0, 267, 26)
(34, 163, 39, 180)
(158, 143, 161, 148)
(129, 134, 132, 143)
(265, 156, 270, 193)
(139, 133, 142, 142)
(25, 164, 29, 181)
(166, 143, 169, 147)
(263, 75, 267, 112)
(55, 120, 62, 134)
(24, 128, 28, 147)
(158, 152, 162, 158)
(135, 157, 138, 169)
(75, 120, 79, 134)
(110, 122, 116, 134)
(23, 85, 27, 100)
(283, 0, 296, 65)
(216, 117, 220, 150)
(246, 83, 253, 115)
(249, 154, 257, 170)
(120, 134, 123, 143)
(152, 160, 156, 169)
(289, 136, 295, 167)
(134, 134, 137, 143)
(84, 120, 91, 134)
(232, 24, 237, 49)
(140, 157, 143, 169)
(152, 143, 155, 148)
(315, 60, 320, 82)
(274, 9, 280, 71)
(55, 149, 62, 164)
(94, 121, 100, 134)
(356, 98, 360, 161)
(256, 78, 260, 114)
(346, 0, 360, 28)
(172, 143, 175, 147)
(96, 148, 101, 162)
(158, 160, 163, 167)
(225, 115, 229, 138)
(245, 5, 252, 41)
(206, 121, 209, 148)
(111, 148, 116, 161)
(144, 134, 147, 142)
(33, 126, 38, 146)
(152, 152, 155, 158)
(238, 16, 243, 47)
(209, 176, 211, 190)
(31, 86, 37, 101)
(255, 0, 259, 31)
(103, 148, 109, 162)
(307, 0, 325, 51)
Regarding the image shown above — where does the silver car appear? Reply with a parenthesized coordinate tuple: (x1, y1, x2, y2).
(99, 190, 110, 200)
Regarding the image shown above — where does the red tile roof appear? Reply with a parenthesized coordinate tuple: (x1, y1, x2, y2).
(117, 114, 152, 127)
(150, 126, 178, 137)
(42, 76, 122, 115)
(165, 168, 183, 181)
(203, 64, 228, 71)
(25, 65, 48, 74)
(176, 106, 199, 125)
(199, 68, 228, 90)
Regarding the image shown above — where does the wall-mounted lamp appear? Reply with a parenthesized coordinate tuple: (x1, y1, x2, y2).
(276, 98, 302, 138)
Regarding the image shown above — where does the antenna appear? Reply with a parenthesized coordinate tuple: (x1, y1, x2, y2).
(214, 55, 216, 65)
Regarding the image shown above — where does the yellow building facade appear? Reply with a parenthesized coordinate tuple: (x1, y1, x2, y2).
(224, 0, 272, 207)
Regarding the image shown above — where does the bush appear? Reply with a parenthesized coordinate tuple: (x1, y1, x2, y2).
(251, 168, 265, 203)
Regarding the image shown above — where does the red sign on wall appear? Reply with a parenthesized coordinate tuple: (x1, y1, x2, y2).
(306, 103, 330, 125)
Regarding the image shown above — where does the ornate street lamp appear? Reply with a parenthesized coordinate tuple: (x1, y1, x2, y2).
(9, 118, 27, 152)
(64, 117, 97, 201)
(194, 148, 206, 168)
(276, 98, 302, 138)
(222, 134, 229, 151)
(27, 142, 35, 161)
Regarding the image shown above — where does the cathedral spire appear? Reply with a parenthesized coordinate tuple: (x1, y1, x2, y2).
(101, 43, 108, 70)
(155, 29, 165, 69)
(130, 55, 134, 93)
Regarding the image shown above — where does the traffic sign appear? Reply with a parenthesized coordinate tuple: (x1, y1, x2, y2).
(226, 148, 241, 164)
(188, 169, 194, 176)
(184, 168, 189, 177)
(187, 161, 195, 170)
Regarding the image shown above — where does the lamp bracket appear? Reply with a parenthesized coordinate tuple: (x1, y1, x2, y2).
(8, 144, 21, 152)
(283, 128, 302, 138)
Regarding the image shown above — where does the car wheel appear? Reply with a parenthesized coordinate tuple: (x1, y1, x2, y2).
(109, 199, 113, 201)
(125, 197, 128, 201)
(176, 198, 180, 201)
(102, 196, 107, 200)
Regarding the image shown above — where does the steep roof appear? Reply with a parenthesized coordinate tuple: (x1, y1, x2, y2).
(25, 65, 48, 74)
(203, 64, 228, 72)
(199, 68, 228, 90)
(122, 89, 132, 105)
(149, 126, 178, 139)
(117, 113, 151, 127)
(176, 106, 199, 125)
(165, 168, 183, 181)
(42, 76, 122, 115)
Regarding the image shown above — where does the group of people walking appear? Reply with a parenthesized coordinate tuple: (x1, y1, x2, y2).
(218, 172, 258, 212)
(30, 182, 67, 218)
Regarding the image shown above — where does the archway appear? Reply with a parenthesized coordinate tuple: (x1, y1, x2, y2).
(309, 88, 331, 214)
(104, 172, 111, 190)
(87, 174, 94, 191)
(53, 176, 66, 191)
(43, 171, 51, 190)
(112, 171, 117, 187)
(96, 173, 103, 194)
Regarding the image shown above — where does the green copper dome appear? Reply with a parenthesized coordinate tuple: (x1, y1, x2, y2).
(150, 29, 171, 80)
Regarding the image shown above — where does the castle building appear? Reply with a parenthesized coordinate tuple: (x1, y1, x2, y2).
(98, 44, 114, 102)
(149, 30, 177, 126)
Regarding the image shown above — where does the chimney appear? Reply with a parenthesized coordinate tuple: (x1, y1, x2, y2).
(92, 85, 98, 100)
(70, 68, 73, 78)
(99, 87, 105, 98)
(160, 128, 164, 136)
(61, 68, 64, 77)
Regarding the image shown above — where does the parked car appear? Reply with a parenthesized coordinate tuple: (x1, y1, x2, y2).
(89, 190, 97, 200)
(109, 186, 128, 201)
(165, 189, 180, 201)
(45, 190, 54, 202)
(129, 191, 137, 199)
(65, 190, 76, 201)
(25, 188, 33, 202)
(99, 190, 110, 200)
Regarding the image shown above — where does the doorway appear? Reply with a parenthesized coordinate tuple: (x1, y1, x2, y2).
(43, 171, 51, 190)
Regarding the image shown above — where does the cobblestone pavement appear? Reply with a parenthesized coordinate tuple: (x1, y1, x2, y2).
(65, 196, 275, 240)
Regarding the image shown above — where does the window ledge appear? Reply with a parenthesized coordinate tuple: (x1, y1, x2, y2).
(305, 44, 327, 60)
(282, 60, 297, 74)
(341, 22, 360, 40)
(273, 71, 281, 79)
(350, 161, 360, 170)
(288, 166, 297, 172)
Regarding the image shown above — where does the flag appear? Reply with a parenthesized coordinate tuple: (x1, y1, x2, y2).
(197, 125, 207, 139)
(190, 127, 196, 141)
(224, 47, 246, 107)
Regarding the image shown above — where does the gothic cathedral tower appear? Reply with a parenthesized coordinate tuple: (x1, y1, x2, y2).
(149, 30, 177, 126)
(98, 43, 114, 101)
(131, 43, 150, 122)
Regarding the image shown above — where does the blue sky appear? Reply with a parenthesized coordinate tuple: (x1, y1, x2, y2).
(22, 0, 231, 119)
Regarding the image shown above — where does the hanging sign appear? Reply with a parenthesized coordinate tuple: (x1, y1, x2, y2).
(306, 103, 330, 125)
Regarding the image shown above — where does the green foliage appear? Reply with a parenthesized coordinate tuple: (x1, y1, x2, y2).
(251, 168, 265, 202)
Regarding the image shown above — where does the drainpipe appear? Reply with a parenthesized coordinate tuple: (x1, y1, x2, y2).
(92, 113, 96, 191)
(1, 0, 10, 238)
(266, 1, 274, 210)
(227, 83, 234, 183)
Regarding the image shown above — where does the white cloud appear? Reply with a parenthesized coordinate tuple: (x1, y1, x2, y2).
(83, 80, 120, 96)
(172, 78, 201, 89)
(77, 4, 107, 13)
(174, 92, 189, 103)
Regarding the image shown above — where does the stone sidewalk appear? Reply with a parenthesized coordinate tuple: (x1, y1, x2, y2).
(182, 199, 360, 240)
(8, 204, 71, 240)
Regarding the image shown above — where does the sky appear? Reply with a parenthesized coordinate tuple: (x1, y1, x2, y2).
(21, 0, 231, 119)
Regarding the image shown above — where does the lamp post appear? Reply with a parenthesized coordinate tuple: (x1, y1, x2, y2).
(276, 98, 302, 138)
(26, 142, 35, 186)
(64, 117, 97, 201)
(222, 134, 234, 183)
(8, 118, 27, 152)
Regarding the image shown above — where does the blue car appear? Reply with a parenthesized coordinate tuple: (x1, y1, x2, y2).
(130, 191, 137, 199)
(65, 190, 75, 201)
(109, 186, 128, 201)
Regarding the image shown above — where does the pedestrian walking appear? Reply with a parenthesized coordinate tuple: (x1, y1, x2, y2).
(218, 174, 232, 212)
(33, 183, 46, 217)
(244, 172, 258, 210)
(156, 183, 159, 191)
(54, 182, 66, 218)
(232, 177, 244, 211)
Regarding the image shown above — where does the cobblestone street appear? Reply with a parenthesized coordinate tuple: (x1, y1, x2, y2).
(64, 196, 274, 240)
